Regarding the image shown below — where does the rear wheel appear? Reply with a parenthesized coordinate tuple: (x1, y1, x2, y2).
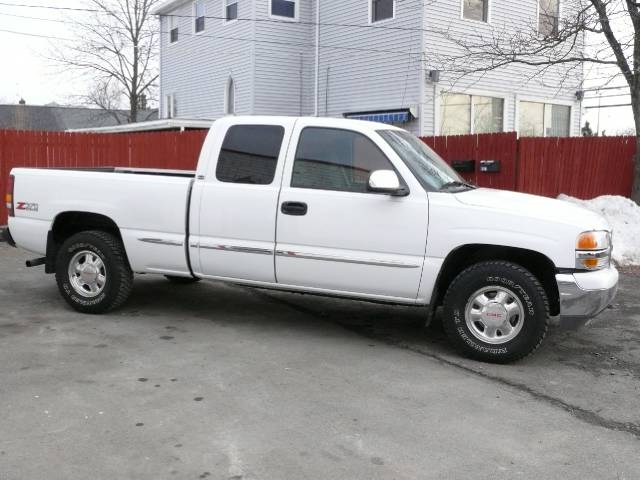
(164, 275, 201, 284)
(55, 230, 133, 314)
(442, 261, 549, 363)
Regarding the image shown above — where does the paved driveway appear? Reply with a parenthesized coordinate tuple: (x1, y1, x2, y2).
(0, 243, 639, 479)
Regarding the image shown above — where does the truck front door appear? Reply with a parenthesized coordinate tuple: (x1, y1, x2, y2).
(275, 122, 429, 301)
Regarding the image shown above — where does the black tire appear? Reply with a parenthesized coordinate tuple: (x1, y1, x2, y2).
(55, 230, 133, 314)
(442, 261, 549, 364)
(164, 275, 201, 284)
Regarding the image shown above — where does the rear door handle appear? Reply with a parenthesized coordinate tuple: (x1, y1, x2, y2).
(281, 201, 308, 216)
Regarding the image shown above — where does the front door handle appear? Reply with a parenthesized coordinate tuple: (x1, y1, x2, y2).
(281, 201, 308, 216)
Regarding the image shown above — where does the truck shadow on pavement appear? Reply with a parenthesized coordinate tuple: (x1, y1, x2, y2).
(119, 273, 640, 440)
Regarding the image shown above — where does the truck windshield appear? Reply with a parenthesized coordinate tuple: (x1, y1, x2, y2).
(378, 130, 470, 192)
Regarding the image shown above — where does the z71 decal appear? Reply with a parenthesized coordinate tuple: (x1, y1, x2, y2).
(16, 202, 39, 212)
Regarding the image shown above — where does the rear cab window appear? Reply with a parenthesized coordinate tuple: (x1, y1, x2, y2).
(216, 125, 285, 185)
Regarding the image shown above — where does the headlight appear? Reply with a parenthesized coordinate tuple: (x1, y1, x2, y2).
(575, 231, 611, 270)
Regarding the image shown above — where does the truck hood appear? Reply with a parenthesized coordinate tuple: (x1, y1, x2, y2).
(454, 188, 610, 231)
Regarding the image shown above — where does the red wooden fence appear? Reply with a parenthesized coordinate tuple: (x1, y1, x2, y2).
(0, 129, 636, 225)
(422, 132, 519, 191)
(422, 133, 635, 199)
(0, 129, 207, 225)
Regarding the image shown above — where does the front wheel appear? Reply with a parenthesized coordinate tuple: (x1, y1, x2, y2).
(55, 230, 133, 314)
(442, 261, 549, 363)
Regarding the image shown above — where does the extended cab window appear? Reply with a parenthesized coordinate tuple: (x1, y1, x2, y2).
(216, 125, 285, 185)
(292, 127, 396, 193)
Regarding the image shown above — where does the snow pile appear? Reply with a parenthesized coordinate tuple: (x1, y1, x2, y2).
(557, 194, 640, 266)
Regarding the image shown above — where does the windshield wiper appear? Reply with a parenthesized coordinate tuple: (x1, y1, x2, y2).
(439, 180, 476, 191)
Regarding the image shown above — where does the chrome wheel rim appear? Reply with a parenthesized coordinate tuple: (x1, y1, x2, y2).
(68, 250, 107, 298)
(464, 286, 524, 344)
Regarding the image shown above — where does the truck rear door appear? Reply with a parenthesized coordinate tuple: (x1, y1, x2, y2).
(190, 118, 295, 282)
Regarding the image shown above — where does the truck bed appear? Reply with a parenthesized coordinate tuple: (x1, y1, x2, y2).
(8, 167, 194, 275)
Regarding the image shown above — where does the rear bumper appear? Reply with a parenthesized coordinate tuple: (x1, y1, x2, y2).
(553, 267, 618, 328)
(0, 226, 16, 247)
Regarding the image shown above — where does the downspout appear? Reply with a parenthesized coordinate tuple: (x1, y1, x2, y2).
(314, 0, 320, 116)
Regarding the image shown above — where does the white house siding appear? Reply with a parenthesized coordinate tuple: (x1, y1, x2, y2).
(252, 0, 316, 116)
(422, 0, 583, 136)
(159, 0, 255, 119)
(314, 0, 425, 135)
(157, 0, 583, 136)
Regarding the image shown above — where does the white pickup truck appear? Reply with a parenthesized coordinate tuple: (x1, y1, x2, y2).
(2, 116, 618, 363)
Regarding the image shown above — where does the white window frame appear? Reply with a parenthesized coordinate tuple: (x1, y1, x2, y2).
(168, 14, 179, 44)
(460, 0, 491, 24)
(269, 0, 299, 21)
(223, 0, 239, 24)
(515, 95, 575, 137)
(225, 77, 236, 115)
(165, 94, 174, 119)
(435, 88, 508, 135)
(193, 0, 206, 34)
(369, 0, 396, 25)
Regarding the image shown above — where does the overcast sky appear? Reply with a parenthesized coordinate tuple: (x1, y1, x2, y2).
(0, 1, 635, 134)
(0, 1, 87, 105)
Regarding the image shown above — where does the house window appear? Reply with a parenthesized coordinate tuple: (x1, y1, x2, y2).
(271, 0, 297, 19)
(225, 0, 238, 21)
(519, 101, 571, 137)
(165, 94, 177, 119)
(226, 78, 236, 114)
(292, 127, 396, 194)
(371, 0, 394, 23)
(168, 15, 178, 43)
(216, 125, 285, 185)
(440, 93, 504, 135)
(462, 0, 488, 22)
(194, 0, 205, 32)
(539, 0, 559, 36)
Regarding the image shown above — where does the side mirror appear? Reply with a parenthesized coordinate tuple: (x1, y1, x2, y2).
(368, 170, 409, 196)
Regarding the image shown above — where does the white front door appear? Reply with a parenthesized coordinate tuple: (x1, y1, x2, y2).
(275, 123, 429, 302)
(192, 119, 295, 282)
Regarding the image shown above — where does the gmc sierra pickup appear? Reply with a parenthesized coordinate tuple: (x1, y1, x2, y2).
(1, 116, 618, 363)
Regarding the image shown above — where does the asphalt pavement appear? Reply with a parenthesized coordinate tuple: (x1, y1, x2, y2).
(0, 242, 639, 479)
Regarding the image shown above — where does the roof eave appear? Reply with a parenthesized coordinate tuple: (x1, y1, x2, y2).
(151, 0, 190, 15)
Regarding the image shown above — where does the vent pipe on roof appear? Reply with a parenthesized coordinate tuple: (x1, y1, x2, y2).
(18, 98, 26, 105)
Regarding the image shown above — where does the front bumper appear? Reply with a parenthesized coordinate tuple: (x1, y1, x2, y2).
(0, 226, 16, 247)
(554, 266, 618, 328)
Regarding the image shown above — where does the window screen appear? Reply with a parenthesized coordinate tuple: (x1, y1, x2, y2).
(272, 0, 296, 18)
(519, 101, 570, 137)
(169, 15, 178, 43)
(372, 0, 394, 22)
(547, 104, 570, 137)
(195, 1, 205, 32)
(440, 93, 504, 135)
(216, 125, 284, 185)
(226, 0, 238, 21)
(473, 96, 504, 133)
(462, 0, 488, 22)
(539, 0, 559, 36)
(292, 128, 395, 193)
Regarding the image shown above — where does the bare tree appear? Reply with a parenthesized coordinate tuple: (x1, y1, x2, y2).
(52, 0, 160, 123)
(432, 0, 640, 203)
